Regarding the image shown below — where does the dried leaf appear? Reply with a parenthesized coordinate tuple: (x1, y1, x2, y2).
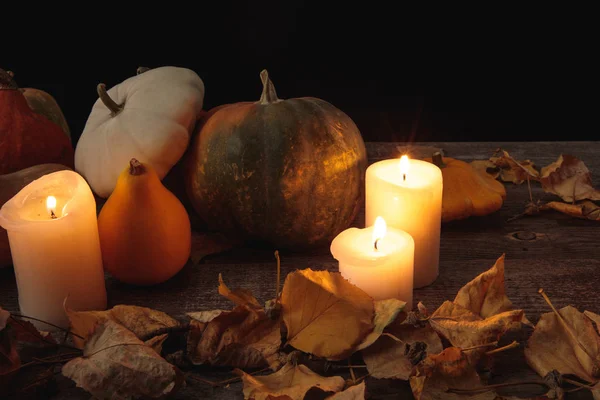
(411, 347, 493, 400)
(237, 362, 345, 400)
(490, 150, 539, 184)
(0, 326, 20, 377)
(363, 317, 443, 380)
(355, 298, 405, 351)
(66, 304, 179, 350)
(191, 231, 236, 264)
(585, 311, 600, 334)
(8, 318, 56, 345)
(0, 307, 8, 331)
(525, 305, 600, 384)
(540, 154, 600, 202)
(281, 269, 374, 360)
(540, 201, 600, 222)
(325, 381, 366, 399)
(187, 306, 281, 369)
(454, 254, 513, 319)
(430, 301, 523, 363)
(219, 273, 262, 311)
(62, 320, 181, 400)
(470, 160, 501, 179)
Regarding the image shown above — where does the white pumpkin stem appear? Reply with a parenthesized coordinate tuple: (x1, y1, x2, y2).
(259, 69, 280, 104)
(97, 83, 124, 116)
(129, 158, 146, 176)
(137, 66, 151, 75)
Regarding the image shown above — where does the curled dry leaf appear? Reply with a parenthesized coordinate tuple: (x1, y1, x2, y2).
(362, 314, 443, 380)
(325, 381, 366, 399)
(187, 305, 282, 369)
(430, 301, 523, 364)
(490, 149, 539, 184)
(65, 303, 179, 351)
(218, 273, 263, 311)
(525, 305, 600, 384)
(540, 201, 600, 222)
(281, 269, 374, 360)
(355, 298, 405, 351)
(8, 317, 56, 345)
(62, 320, 182, 400)
(540, 154, 600, 202)
(410, 347, 495, 400)
(236, 362, 345, 400)
(453, 254, 514, 319)
(0, 322, 20, 382)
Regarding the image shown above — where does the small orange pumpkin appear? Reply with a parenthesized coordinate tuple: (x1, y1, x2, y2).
(424, 153, 506, 222)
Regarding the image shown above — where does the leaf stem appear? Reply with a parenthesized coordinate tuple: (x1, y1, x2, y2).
(348, 358, 357, 384)
(84, 342, 148, 358)
(462, 341, 498, 352)
(381, 332, 404, 343)
(485, 341, 519, 356)
(10, 314, 85, 339)
(274, 250, 281, 299)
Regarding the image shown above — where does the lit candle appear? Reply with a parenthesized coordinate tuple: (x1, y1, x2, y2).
(331, 217, 414, 308)
(0, 171, 107, 329)
(366, 155, 442, 288)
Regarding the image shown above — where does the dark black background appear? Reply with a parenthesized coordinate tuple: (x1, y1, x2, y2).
(4, 4, 595, 145)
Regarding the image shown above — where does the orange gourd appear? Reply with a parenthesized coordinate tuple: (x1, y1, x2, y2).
(98, 159, 191, 285)
(425, 153, 506, 222)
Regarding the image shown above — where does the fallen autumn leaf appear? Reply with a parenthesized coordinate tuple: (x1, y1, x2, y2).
(540, 154, 600, 202)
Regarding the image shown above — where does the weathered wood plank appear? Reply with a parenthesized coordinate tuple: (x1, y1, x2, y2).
(1, 141, 599, 399)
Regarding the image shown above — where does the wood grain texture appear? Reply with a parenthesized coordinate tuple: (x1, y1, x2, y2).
(1, 141, 598, 399)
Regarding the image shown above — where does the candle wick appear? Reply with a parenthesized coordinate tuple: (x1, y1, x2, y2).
(50, 210, 57, 219)
(374, 238, 380, 251)
(403, 173, 406, 182)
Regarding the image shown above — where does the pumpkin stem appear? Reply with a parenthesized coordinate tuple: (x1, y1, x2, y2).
(259, 69, 280, 104)
(432, 152, 446, 168)
(0, 68, 18, 90)
(97, 83, 124, 116)
(129, 158, 146, 176)
(137, 66, 151, 75)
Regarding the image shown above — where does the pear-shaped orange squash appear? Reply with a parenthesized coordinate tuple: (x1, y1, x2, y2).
(98, 158, 191, 285)
(424, 153, 506, 222)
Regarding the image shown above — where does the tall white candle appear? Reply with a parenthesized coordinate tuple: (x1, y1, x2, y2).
(366, 156, 442, 288)
(331, 217, 414, 309)
(0, 171, 107, 329)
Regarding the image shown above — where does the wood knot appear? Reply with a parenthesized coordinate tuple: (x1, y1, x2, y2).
(511, 231, 537, 241)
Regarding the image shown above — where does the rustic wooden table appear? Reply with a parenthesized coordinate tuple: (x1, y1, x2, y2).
(1, 141, 599, 399)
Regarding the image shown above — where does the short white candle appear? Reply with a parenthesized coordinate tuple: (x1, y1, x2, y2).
(366, 156, 442, 288)
(0, 170, 107, 329)
(331, 217, 414, 309)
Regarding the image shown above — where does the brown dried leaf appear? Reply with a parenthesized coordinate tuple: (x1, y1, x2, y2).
(281, 269, 374, 360)
(363, 317, 443, 380)
(411, 347, 493, 400)
(191, 231, 236, 264)
(325, 381, 366, 399)
(430, 301, 523, 363)
(219, 273, 262, 311)
(62, 320, 181, 400)
(8, 318, 56, 345)
(0, 326, 20, 377)
(490, 150, 539, 184)
(187, 306, 281, 369)
(66, 304, 179, 350)
(525, 305, 600, 384)
(237, 362, 345, 400)
(540, 201, 600, 222)
(355, 298, 405, 351)
(540, 154, 600, 202)
(454, 254, 514, 319)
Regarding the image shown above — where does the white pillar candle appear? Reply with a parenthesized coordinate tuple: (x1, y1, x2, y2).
(0, 171, 107, 329)
(331, 217, 414, 309)
(366, 156, 442, 288)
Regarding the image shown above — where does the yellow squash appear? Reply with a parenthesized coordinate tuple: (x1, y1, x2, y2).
(98, 158, 191, 285)
(425, 153, 506, 222)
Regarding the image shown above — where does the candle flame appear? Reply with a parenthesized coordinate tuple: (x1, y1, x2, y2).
(400, 155, 410, 180)
(46, 196, 57, 218)
(372, 216, 387, 250)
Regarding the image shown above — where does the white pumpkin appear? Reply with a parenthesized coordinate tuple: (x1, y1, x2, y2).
(75, 66, 204, 198)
